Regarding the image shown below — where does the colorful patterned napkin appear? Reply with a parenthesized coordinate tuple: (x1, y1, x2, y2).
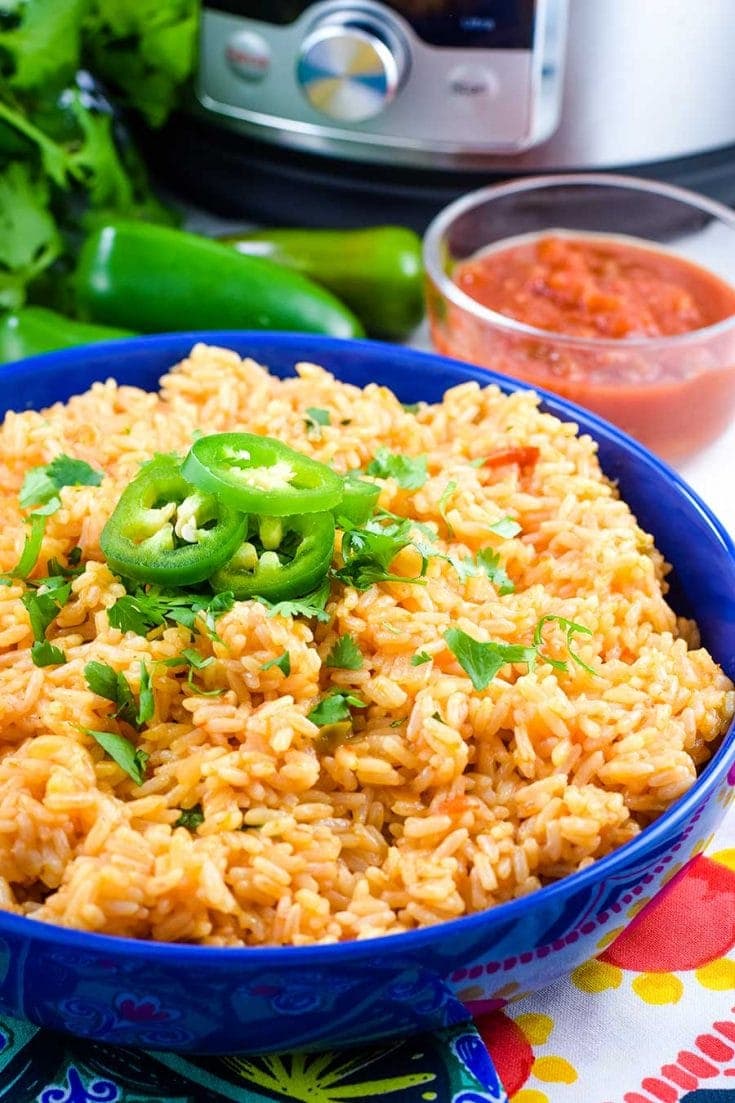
(484, 809, 735, 1103)
(1, 809, 733, 1103)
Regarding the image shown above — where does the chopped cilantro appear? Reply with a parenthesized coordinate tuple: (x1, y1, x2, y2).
(411, 651, 431, 666)
(533, 615, 597, 676)
(488, 516, 522, 539)
(305, 407, 331, 432)
(85, 728, 148, 785)
(107, 587, 235, 640)
(20, 454, 103, 510)
(444, 615, 596, 690)
(137, 661, 154, 726)
(475, 548, 515, 595)
(31, 640, 65, 667)
(162, 648, 214, 673)
(444, 627, 537, 691)
(106, 592, 167, 636)
(401, 402, 420, 414)
(21, 578, 71, 641)
(47, 546, 84, 579)
(160, 648, 221, 695)
(84, 659, 154, 729)
(260, 580, 331, 622)
(438, 480, 458, 537)
(325, 634, 363, 670)
(85, 660, 138, 727)
(262, 651, 291, 675)
(308, 691, 367, 727)
(175, 804, 204, 831)
(19, 469, 57, 512)
(366, 448, 428, 490)
(451, 548, 514, 595)
(11, 512, 49, 580)
(334, 518, 426, 591)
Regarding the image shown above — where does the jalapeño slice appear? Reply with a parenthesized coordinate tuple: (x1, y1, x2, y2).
(338, 474, 381, 526)
(181, 432, 343, 516)
(100, 455, 247, 585)
(210, 511, 335, 601)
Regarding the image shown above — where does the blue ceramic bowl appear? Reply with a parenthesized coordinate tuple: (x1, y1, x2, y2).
(1, 332, 733, 1055)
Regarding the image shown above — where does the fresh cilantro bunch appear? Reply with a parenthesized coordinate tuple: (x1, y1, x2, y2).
(0, 0, 197, 309)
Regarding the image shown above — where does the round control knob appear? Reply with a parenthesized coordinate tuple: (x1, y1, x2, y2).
(297, 16, 406, 123)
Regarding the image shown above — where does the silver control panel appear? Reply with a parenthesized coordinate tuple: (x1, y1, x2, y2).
(197, 0, 568, 167)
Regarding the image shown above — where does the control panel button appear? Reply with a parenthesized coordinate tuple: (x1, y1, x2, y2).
(297, 19, 407, 123)
(447, 64, 500, 102)
(225, 30, 271, 83)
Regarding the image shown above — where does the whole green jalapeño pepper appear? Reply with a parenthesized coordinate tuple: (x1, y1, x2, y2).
(181, 432, 344, 517)
(220, 226, 424, 340)
(74, 222, 365, 339)
(210, 512, 335, 601)
(100, 455, 247, 586)
(0, 307, 134, 365)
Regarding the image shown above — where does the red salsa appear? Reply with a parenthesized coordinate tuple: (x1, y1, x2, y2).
(432, 233, 735, 459)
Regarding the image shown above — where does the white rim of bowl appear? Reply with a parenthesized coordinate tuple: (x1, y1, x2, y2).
(423, 171, 735, 351)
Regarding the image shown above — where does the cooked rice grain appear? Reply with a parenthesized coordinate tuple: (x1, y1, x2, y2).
(0, 343, 731, 945)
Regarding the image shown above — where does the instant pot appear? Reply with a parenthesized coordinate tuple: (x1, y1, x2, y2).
(147, 0, 735, 228)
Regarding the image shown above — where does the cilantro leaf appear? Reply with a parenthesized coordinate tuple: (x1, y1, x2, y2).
(438, 480, 458, 537)
(48, 453, 103, 490)
(475, 548, 515, 595)
(307, 691, 367, 727)
(107, 587, 235, 639)
(175, 804, 204, 831)
(411, 651, 431, 666)
(366, 448, 428, 490)
(107, 592, 163, 636)
(262, 651, 291, 675)
(0, 161, 61, 310)
(261, 581, 331, 622)
(84, 660, 122, 703)
(137, 661, 154, 726)
(451, 548, 515, 594)
(11, 513, 49, 580)
(305, 407, 331, 432)
(533, 615, 597, 676)
(325, 634, 363, 670)
(0, 0, 85, 92)
(31, 640, 65, 667)
(47, 547, 84, 579)
(85, 728, 148, 785)
(161, 648, 213, 672)
(21, 579, 71, 640)
(489, 516, 522, 538)
(444, 627, 537, 691)
(83, 0, 198, 128)
(20, 453, 103, 510)
(19, 469, 57, 511)
(160, 648, 220, 695)
(84, 660, 138, 727)
(335, 519, 426, 591)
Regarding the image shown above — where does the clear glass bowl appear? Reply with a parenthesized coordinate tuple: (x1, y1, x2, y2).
(423, 174, 735, 461)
